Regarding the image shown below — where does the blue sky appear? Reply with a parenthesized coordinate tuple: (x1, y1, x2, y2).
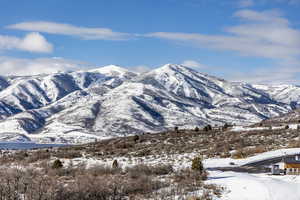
(0, 0, 300, 84)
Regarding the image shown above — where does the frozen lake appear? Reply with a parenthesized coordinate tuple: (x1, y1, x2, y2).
(0, 142, 68, 150)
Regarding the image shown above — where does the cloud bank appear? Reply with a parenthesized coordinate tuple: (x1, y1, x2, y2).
(0, 32, 53, 53)
(8, 21, 131, 40)
(181, 60, 207, 69)
(0, 57, 88, 76)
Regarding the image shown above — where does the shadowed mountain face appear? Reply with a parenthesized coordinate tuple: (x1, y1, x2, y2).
(0, 64, 299, 144)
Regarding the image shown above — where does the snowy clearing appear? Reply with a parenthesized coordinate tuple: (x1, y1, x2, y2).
(207, 171, 300, 200)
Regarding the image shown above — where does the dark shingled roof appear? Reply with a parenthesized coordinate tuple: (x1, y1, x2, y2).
(283, 157, 300, 164)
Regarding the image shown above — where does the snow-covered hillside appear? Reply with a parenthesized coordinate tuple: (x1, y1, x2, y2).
(0, 64, 300, 143)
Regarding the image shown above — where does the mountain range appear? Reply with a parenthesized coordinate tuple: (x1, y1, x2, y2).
(0, 64, 299, 143)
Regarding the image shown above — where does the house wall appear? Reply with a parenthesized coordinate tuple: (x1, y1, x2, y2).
(285, 163, 300, 168)
(278, 162, 285, 169)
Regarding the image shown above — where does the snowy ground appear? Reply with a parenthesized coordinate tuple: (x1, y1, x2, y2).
(231, 124, 299, 132)
(61, 152, 199, 170)
(207, 171, 300, 200)
(50, 147, 300, 200)
(204, 148, 300, 199)
(74, 147, 300, 200)
(5, 143, 295, 200)
(204, 148, 300, 168)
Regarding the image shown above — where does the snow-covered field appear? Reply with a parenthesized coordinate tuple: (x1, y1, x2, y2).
(60, 147, 300, 200)
(207, 171, 300, 200)
(2, 141, 300, 199)
(55, 147, 300, 172)
(205, 148, 300, 199)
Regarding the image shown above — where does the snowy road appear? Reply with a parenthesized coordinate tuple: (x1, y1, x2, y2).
(207, 171, 300, 200)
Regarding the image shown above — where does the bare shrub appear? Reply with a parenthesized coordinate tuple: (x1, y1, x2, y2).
(151, 164, 173, 175)
(126, 164, 173, 179)
(26, 150, 51, 163)
(191, 156, 205, 175)
(0, 168, 61, 200)
(54, 150, 82, 159)
(172, 168, 207, 195)
(88, 165, 121, 176)
(231, 149, 245, 159)
(126, 164, 152, 178)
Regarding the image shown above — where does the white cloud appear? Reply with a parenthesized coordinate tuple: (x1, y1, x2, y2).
(181, 60, 207, 69)
(0, 35, 19, 49)
(147, 9, 300, 60)
(238, 0, 254, 7)
(0, 32, 52, 53)
(7, 21, 131, 40)
(237, 0, 300, 6)
(275, 0, 300, 5)
(0, 57, 88, 76)
(234, 9, 289, 25)
(148, 31, 300, 60)
(128, 65, 151, 73)
(147, 9, 300, 84)
(226, 56, 300, 84)
(18, 32, 53, 53)
(230, 66, 300, 84)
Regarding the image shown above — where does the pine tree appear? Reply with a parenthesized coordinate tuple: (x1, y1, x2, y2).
(133, 135, 139, 143)
(52, 159, 63, 169)
(174, 126, 179, 133)
(112, 159, 119, 168)
(285, 125, 289, 129)
(222, 123, 230, 131)
(203, 125, 212, 132)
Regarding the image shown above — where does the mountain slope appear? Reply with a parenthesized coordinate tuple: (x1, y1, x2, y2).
(259, 108, 300, 126)
(0, 64, 299, 143)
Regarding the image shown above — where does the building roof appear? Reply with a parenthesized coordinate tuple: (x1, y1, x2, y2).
(283, 158, 300, 164)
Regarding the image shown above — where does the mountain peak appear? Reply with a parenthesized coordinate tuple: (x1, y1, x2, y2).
(149, 64, 190, 76)
(161, 63, 187, 70)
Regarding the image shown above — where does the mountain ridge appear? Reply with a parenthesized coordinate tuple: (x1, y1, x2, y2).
(0, 64, 299, 143)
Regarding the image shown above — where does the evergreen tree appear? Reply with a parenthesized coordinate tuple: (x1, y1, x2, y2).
(52, 159, 63, 169)
(112, 159, 119, 168)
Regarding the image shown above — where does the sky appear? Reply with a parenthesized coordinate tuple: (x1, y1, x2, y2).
(0, 0, 300, 84)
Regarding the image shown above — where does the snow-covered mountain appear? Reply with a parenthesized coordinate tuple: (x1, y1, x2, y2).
(0, 64, 299, 143)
